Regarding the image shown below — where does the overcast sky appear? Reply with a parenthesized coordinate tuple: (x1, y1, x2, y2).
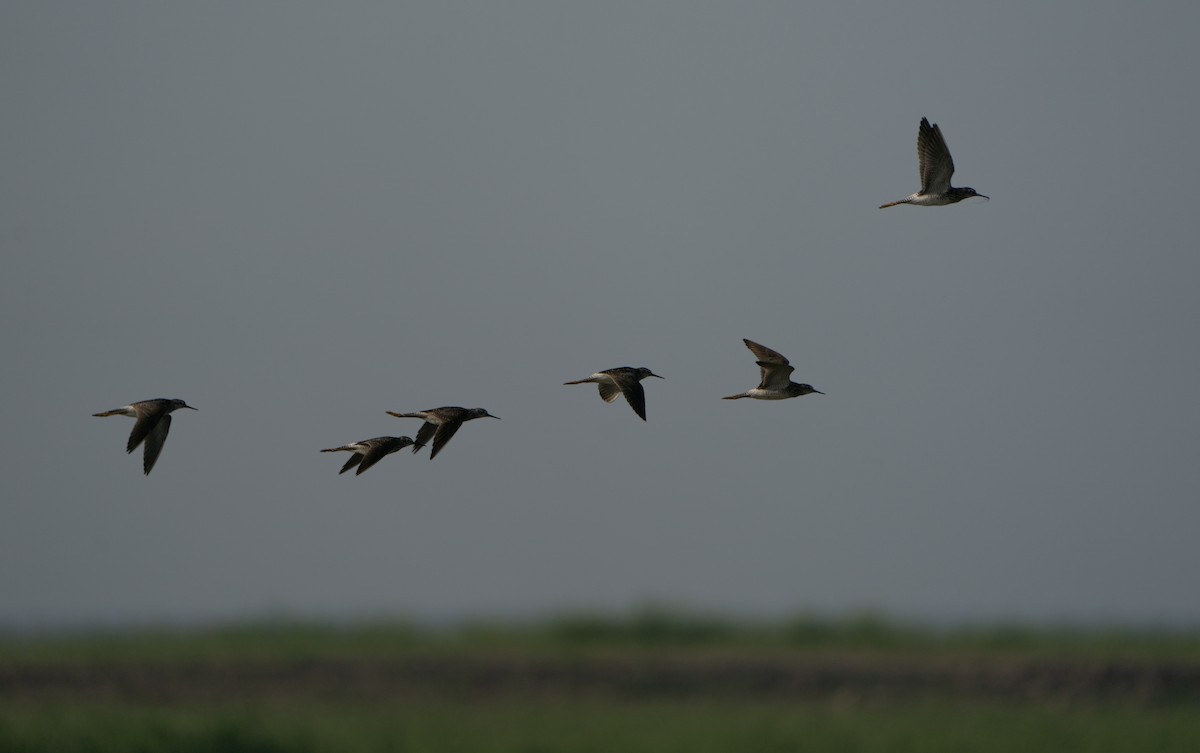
(3, 3, 1199, 627)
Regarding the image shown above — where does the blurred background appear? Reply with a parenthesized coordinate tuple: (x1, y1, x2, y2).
(3, 2, 1199, 750)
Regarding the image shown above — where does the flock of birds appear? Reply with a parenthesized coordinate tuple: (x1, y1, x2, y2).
(93, 117, 987, 476)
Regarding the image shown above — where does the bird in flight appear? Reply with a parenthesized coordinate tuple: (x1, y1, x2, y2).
(879, 117, 988, 208)
(320, 436, 415, 475)
(563, 366, 664, 421)
(93, 398, 197, 474)
(722, 340, 824, 401)
(386, 406, 500, 459)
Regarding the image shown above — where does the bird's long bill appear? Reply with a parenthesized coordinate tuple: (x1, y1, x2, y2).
(813, 390, 826, 395)
(186, 405, 198, 410)
(978, 194, 990, 200)
(650, 373, 665, 379)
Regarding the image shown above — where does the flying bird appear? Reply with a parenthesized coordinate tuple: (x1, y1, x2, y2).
(385, 407, 499, 459)
(92, 398, 197, 474)
(563, 366, 664, 421)
(320, 436, 415, 475)
(879, 117, 988, 208)
(722, 340, 824, 401)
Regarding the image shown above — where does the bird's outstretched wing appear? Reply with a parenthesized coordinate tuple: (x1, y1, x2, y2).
(743, 339, 789, 365)
(612, 373, 648, 421)
(743, 339, 795, 390)
(412, 422, 438, 453)
(430, 419, 464, 459)
(918, 117, 955, 195)
(357, 442, 392, 475)
(597, 380, 622, 403)
(142, 414, 172, 475)
(126, 404, 165, 453)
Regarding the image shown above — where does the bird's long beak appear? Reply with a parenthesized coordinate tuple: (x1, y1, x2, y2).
(813, 390, 826, 395)
(185, 404, 198, 410)
(650, 373, 665, 379)
(489, 414, 501, 419)
(978, 194, 990, 201)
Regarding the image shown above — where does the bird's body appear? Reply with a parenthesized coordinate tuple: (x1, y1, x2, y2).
(722, 340, 824, 401)
(385, 406, 499, 459)
(563, 366, 664, 421)
(879, 117, 988, 208)
(320, 436, 415, 475)
(92, 398, 197, 474)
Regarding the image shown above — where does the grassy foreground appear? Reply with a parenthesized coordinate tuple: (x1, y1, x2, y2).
(2, 613, 1199, 752)
(3, 700, 1199, 753)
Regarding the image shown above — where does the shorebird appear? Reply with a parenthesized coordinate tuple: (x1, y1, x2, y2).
(563, 366, 664, 421)
(722, 339, 824, 401)
(879, 117, 988, 208)
(92, 398, 197, 474)
(385, 407, 499, 459)
(320, 436, 415, 476)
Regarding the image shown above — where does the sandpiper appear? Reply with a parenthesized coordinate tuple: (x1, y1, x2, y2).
(879, 117, 988, 208)
(320, 436, 415, 475)
(92, 398, 197, 475)
(722, 339, 824, 401)
(385, 407, 499, 459)
(563, 366, 664, 421)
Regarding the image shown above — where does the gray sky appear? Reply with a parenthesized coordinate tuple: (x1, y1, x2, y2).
(3, 2, 1199, 627)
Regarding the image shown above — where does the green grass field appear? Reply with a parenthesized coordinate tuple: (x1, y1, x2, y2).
(3, 613, 1198, 752)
